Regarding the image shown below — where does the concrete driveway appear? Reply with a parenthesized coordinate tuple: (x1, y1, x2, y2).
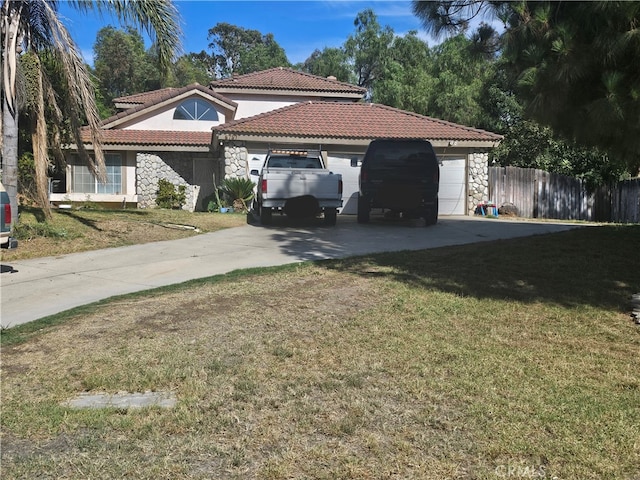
(0, 215, 584, 328)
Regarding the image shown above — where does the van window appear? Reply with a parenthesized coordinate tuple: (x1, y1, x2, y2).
(367, 141, 436, 167)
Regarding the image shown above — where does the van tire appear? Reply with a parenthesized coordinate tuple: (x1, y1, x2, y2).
(357, 195, 370, 223)
(424, 198, 438, 226)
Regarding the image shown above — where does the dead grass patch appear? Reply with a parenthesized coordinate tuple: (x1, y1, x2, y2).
(1, 207, 247, 260)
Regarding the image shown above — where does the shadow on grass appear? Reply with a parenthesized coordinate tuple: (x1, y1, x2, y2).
(55, 208, 156, 231)
(321, 224, 640, 313)
(58, 209, 103, 231)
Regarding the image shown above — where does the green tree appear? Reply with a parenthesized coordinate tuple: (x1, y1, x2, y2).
(168, 52, 213, 87)
(1, 0, 181, 220)
(93, 26, 160, 107)
(425, 34, 491, 127)
(207, 23, 290, 78)
(373, 31, 433, 113)
(344, 9, 394, 98)
(413, 0, 640, 174)
(299, 47, 353, 83)
(491, 120, 629, 190)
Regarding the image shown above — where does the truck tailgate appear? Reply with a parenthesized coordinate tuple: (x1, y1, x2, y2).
(263, 170, 341, 199)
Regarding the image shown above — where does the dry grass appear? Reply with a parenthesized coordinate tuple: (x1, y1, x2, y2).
(0, 207, 248, 260)
(1, 225, 639, 479)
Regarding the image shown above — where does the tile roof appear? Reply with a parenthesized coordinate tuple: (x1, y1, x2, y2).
(111, 83, 236, 109)
(209, 67, 367, 95)
(80, 129, 212, 147)
(214, 101, 503, 142)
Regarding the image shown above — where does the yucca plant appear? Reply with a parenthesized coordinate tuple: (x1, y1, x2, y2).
(220, 177, 256, 212)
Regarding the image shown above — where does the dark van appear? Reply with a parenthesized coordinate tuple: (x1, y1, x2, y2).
(356, 139, 440, 226)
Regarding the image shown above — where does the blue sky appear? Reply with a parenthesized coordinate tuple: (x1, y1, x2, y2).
(58, 1, 432, 66)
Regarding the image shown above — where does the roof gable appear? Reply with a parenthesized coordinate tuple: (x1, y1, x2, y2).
(213, 101, 503, 145)
(101, 84, 237, 129)
(209, 67, 366, 97)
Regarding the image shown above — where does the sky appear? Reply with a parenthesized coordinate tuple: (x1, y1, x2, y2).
(58, 0, 433, 67)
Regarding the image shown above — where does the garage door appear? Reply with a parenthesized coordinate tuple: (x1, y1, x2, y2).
(326, 154, 362, 214)
(439, 157, 466, 215)
(328, 154, 466, 216)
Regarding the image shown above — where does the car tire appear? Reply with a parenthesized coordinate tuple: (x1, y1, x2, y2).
(357, 195, 370, 224)
(260, 205, 272, 225)
(324, 208, 337, 226)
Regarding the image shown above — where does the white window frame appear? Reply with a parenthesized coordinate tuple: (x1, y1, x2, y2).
(72, 153, 122, 195)
(173, 99, 219, 121)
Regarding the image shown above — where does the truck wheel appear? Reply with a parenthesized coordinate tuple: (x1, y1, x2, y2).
(324, 208, 337, 226)
(357, 195, 370, 223)
(424, 198, 438, 226)
(260, 205, 272, 225)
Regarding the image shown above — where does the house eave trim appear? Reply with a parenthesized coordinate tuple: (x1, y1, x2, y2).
(213, 133, 500, 149)
(67, 144, 212, 152)
(212, 87, 364, 99)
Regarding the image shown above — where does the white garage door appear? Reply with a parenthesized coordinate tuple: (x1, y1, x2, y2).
(326, 154, 362, 214)
(439, 157, 466, 215)
(327, 154, 467, 216)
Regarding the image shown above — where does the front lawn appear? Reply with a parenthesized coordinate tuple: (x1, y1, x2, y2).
(0, 206, 248, 260)
(1, 225, 638, 479)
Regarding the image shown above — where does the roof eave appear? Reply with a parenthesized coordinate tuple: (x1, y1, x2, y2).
(67, 143, 212, 152)
(211, 87, 364, 99)
(213, 132, 501, 149)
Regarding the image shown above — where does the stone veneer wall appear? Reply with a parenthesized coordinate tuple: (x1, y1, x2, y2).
(223, 144, 249, 179)
(467, 151, 489, 214)
(137, 152, 199, 210)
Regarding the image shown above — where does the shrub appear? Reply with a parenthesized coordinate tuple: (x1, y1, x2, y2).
(156, 179, 186, 209)
(220, 177, 255, 212)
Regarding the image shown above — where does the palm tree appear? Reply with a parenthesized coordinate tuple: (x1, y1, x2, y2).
(1, 0, 181, 220)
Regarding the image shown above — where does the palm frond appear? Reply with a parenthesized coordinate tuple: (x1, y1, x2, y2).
(38, 0, 105, 180)
(69, 0, 183, 70)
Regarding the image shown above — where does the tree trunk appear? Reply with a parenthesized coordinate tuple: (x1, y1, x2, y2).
(2, 93, 19, 226)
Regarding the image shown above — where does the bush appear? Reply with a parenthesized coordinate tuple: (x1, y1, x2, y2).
(220, 177, 255, 212)
(156, 179, 186, 209)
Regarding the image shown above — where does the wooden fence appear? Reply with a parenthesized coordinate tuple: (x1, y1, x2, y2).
(488, 166, 640, 223)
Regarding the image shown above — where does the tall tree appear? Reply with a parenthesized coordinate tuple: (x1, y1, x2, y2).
(299, 47, 353, 83)
(93, 26, 160, 109)
(373, 31, 433, 113)
(207, 23, 289, 78)
(427, 34, 493, 127)
(168, 52, 213, 87)
(343, 9, 394, 98)
(1, 0, 181, 220)
(413, 0, 640, 173)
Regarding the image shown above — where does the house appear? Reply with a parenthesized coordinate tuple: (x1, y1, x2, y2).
(54, 67, 502, 215)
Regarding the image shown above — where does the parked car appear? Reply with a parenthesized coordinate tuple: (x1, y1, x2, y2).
(1, 181, 18, 249)
(355, 139, 440, 226)
(252, 148, 343, 225)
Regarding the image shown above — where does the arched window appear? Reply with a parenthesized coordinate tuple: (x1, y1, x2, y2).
(173, 99, 219, 121)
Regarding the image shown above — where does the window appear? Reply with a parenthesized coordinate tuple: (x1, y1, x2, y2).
(173, 99, 218, 121)
(72, 154, 122, 194)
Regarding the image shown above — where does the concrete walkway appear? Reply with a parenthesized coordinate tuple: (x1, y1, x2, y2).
(0, 215, 584, 328)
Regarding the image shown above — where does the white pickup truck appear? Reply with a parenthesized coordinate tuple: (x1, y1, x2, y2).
(252, 149, 343, 225)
